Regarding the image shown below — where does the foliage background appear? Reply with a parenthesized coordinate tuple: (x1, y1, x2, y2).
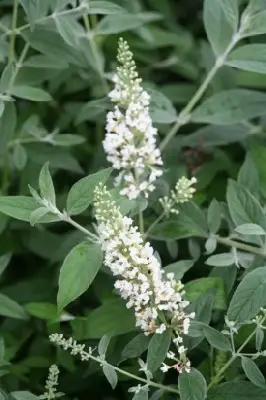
(0, 0, 266, 399)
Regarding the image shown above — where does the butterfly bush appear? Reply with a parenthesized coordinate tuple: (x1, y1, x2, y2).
(94, 184, 195, 372)
(103, 38, 163, 200)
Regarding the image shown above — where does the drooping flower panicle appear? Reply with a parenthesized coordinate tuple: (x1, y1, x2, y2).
(94, 184, 194, 372)
(103, 38, 163, 200)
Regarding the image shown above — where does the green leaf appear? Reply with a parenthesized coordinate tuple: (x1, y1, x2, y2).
(0, 196, 59, 223)
(132, 390, 148, 400)
(206, 253, 235, 267)
(192, 90, 266, 125)
(227, 44, 266, 74)
(66, 168, 112, 215)
(23, 27, 83, 67)
(208, 381, 266, 399)
(203, 325, 231, 351)
(19, 0, 48, 30)
(13, 143, 27, 170)
(0, 103, 16, 153)
(235, 224, 266, 236)
(151, 201, 208, 241)
(241, 356, 266, 388)
(237, 154, 259, 195)
(243, 10, 266, 36)
(23, 54, 68, 69)
(24, 302, 58, 320)
(179, 368, 207, 400)
(207, 199, 221, 233)
(96, 12, 162, 35)
(55, 16, 78, 47)
(0, 253, 12, 277)
(226, 180, 266, 230)
(149, 220, 193, 240)
(72, 299, 135, 339)
(147, 329, 171, 373)
(0, 64, 14, 93)
(0, 389, 8, 400)
(57, 242, 103, 310)
(164, 260, 194, 280)
(250, 143, 266, 195)
(102, 364, 117, 389)
(0, 101, 4, 118)
(203, 0, 239, 55)
(39, 162, 56, 205)
(11, 391, 39, 400)
(227, 266, 266, 322)
(0, 337, 4, 360)
(0, 293, 28, 320)
(121, 334, 150, 362)
(75, 98, 110, 124)
(88, 1, 126, 14)
(149, 88, 177, 124)
(49, 134, 86, 147)
(30, 207, 50, 226)
(98, 333, 112, 357)
(256, 327, 264, 351)
(26, 144, 83, 174)
(10, 86, 52, 102)
(102, 365, 117, 389)
(185, 277, 226, 310)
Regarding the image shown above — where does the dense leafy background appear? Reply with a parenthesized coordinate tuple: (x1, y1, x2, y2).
(1, 0, 266, 399)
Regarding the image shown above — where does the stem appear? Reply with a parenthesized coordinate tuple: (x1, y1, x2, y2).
(9, 0, 19, 64)
(62, 214, 98, 240)
(139, 211, 144, 234)
(8, 137, 41, 148)
(2, 6, 84, 38)
(93, 355, 179, 394)
(160, 32, 241, 152)
(144, 211, 166, 239)
(215, 235, 266, 257)
(207, 315, 266, 391)
(82, 13, 108, 94)
(7, 41, 30, 93)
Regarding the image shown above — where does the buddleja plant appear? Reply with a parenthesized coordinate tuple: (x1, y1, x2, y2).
(1, 0, 266, 399)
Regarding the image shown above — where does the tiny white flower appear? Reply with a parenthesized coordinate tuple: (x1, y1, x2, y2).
(178, 345, 186, 354)
(103, 38, 162, 199)
(94, 185, 194, 371)
(160, 363, 170, 373)
(156, 323, 167, 334)
(167, 351, 176, 360)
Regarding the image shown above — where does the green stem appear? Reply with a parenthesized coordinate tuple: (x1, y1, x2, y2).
(82, 13, 108, 95)
(7, 41, 30, 93)
(2, 5, 84, 38)
(9, 0, 19, 64)
(215, 235, 266, 257)
(8, 136, 41, 148)
(160, 32, 242, 152)
(62, 214, 98, 241)
(207, 315, 266, 391)
(97, 356, 179, 394)
(139, 210, 144, 234)
(144, 211, 166, 239)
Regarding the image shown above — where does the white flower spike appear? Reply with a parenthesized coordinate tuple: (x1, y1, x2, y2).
(94, 184, 194, 372)
(103, 38, 163, 200)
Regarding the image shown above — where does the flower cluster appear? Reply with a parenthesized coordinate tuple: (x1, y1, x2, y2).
(50, 333, 92, 361)
(39, 364, 63, 400)
(159, 176, 197, 216)
(103, 38, 163, 200)
(94, 184, 194, 371)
